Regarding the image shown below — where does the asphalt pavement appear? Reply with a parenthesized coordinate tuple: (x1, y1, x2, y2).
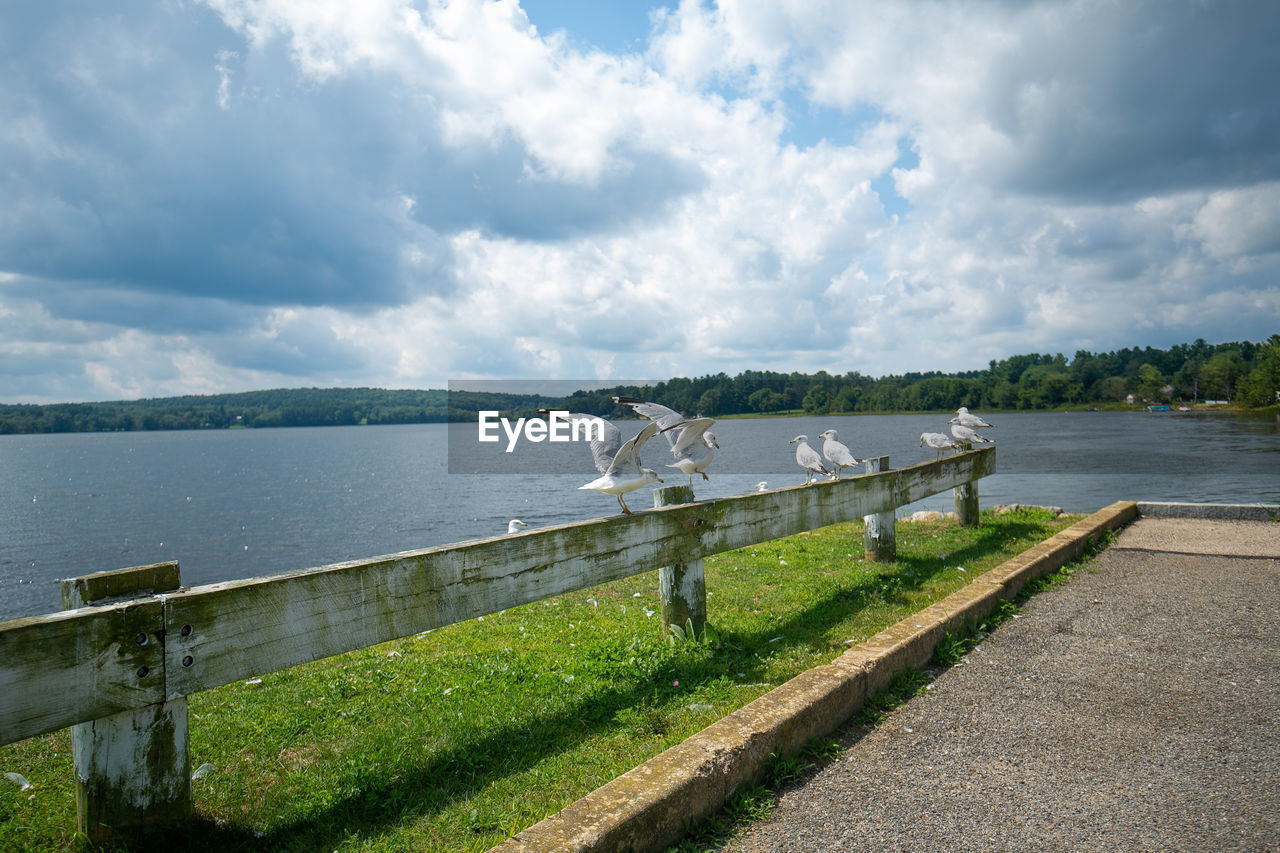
(717, 515, 1280, 852)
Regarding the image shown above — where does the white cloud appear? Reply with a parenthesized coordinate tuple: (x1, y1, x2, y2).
(1, 0, 1278, 403)
(1189, 183, 1280, 259)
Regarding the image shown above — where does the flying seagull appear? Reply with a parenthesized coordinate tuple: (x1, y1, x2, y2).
(920, 432, 959, 460)
(949, 407, 994, 429)
(950, 423, 994, 451)
(818, 429, 864, 478)
(790, 435, 831, 484)
(553, 411, 663, 514)
(613, 396, 719, 486)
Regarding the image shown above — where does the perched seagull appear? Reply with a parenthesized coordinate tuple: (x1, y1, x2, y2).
(507, 519, 528, 534)
(563, 413, 663, 514)
(920, 432, 960, 460)
(950, 423, 994, 451)
(613, 396, 719, 486)
(818, 429, 864, 478)
(757, 481, 769, 492)
(790, 435, 831, 484)
(949, 407, 994, 429)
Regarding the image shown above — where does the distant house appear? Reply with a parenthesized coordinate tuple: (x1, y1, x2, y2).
(1205, 400, 1229, 406)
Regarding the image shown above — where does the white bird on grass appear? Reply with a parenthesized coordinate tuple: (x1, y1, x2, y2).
(561, 413, 663, 514)
(507, 519, 528, 534)
(950, 423, 994, 451)
(920, 432, 960, 459)
(790, 435, 831, 484)
(818, 429, 864, 478)
(949, 407, 994, 429)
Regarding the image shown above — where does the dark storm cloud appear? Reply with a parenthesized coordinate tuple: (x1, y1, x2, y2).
(7, 279, 255, 335)
(983, 0, 1280, 201)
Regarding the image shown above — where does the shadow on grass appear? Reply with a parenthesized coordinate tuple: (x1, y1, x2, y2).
(118, 520, 1048, 853)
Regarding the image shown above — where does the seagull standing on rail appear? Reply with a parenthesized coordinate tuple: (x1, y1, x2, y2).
(950, 423, 994, 451)
(558, 411, 663, 514)
(612, 396, 719, 486)
(920, 432, 959, 459)
(949, 407, 994, 429)
(818, 429, 864, 478)
(790, 435, 831, 484)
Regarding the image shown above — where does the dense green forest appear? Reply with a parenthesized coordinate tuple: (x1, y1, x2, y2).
(0, 387, 560, 435)
(1, 337, 1276, 435)
(563, 336, 1280, 418)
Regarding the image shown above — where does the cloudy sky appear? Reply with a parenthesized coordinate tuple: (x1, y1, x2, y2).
(2, 0, 1277, 403)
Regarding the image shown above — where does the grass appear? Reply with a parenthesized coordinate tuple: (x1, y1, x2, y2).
(0, 507, 1076, 853)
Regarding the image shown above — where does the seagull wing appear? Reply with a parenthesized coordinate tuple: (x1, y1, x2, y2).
(614, 396, 685, 448)
(951, 424, 993, 445)
(551, 412, 619, 474)
(606, 420, 660, 478)
(667, 417, 716, 459)
(823, 437, 859, 467)
(539, 409, 621, 473)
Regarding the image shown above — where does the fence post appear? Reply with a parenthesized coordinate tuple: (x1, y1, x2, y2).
(60, 562, 191, 843)
(653, 485, 706, 639)
(862, 456, 896, 560)
(954, 479, 980, 526)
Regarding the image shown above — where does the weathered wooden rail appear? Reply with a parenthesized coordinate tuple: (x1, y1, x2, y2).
(0, 446, 993, 842)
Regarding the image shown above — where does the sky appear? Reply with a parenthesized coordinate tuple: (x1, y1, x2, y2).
(2, 0, 1278, 404)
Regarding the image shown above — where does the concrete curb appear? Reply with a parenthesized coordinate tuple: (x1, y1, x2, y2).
(490, 500, 1140, 853)
(1135, 501, 1279, 521)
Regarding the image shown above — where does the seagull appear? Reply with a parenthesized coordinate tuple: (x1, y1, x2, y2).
(818, 429, 864, 478)
(757, 481, 769, 492)
(563, 413, 663, 514)
(507, 519, 528, 534)
(613, 396, 718, 485)
(949, 407, 994, 429)
(920, 432, 959, 459)
(950, 423, 994, 451)
(790, 435, 831, 484)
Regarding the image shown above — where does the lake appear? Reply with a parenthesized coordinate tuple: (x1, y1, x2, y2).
(2, 411, 1276, 621)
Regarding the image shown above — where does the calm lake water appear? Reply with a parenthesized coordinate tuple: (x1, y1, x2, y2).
(2, 411, 1277, 621)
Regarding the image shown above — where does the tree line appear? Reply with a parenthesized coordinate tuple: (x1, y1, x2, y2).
(1, 337, 1276, 435)
(560, 336, 1280, 417)
(0, 387, 560, 435)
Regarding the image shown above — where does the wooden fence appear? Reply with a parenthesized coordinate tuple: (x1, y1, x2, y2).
(0, 446, 994, 842)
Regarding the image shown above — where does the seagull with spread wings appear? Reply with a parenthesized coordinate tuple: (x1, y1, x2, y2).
(551, 410, 664, 514)
(612, 396, 719, 486)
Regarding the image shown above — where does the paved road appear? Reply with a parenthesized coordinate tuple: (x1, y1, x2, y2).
(718, 517, 1280, 852)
